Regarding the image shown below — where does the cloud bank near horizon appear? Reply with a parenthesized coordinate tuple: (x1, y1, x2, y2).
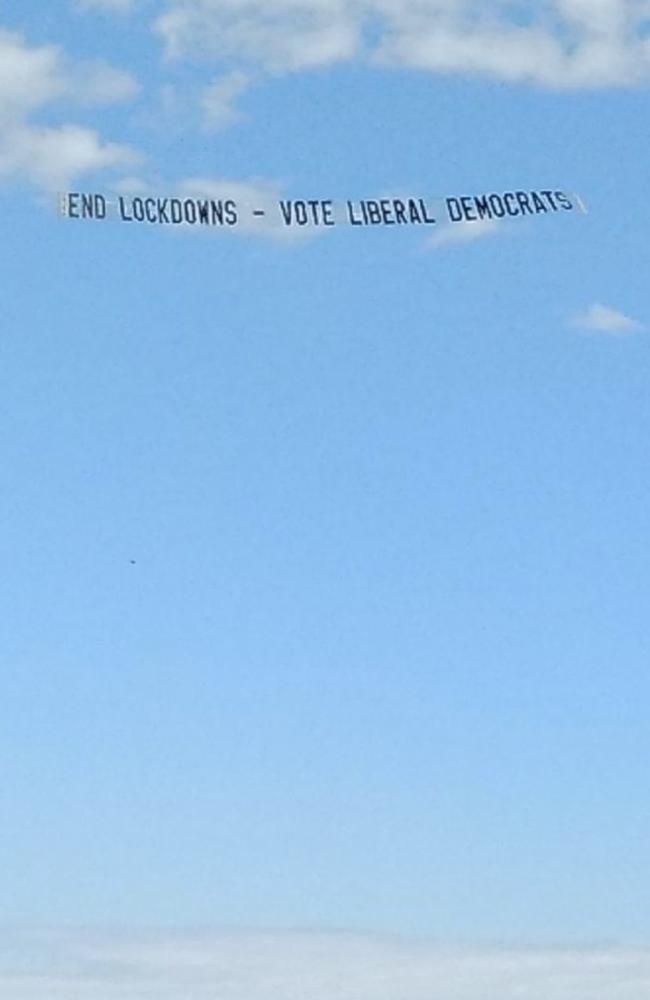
(1, 929, 650, 1000)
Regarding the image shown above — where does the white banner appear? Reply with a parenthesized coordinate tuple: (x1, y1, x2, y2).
(58, 189, 586, 231)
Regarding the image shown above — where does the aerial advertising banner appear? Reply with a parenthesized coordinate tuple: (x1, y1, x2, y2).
(58, 188, 585, 231)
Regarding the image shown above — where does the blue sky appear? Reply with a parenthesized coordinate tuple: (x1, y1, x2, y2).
(1, 0, 649, 956)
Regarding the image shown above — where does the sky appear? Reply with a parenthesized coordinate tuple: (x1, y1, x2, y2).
(1, 0, 650, 993)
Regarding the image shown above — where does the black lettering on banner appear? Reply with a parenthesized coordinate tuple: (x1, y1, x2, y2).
(488, 194, 506, 218)
(503, 192, 519, 217)
(531, 191, 548, 213)
(280, 200, 314, 225)
(279, 199, 334, 226)
(555, 191, 573, 210)
(393, 200, 407, 225)
(81, 193, 94, 217)
(184, 199, 197, 224)
(407, 199, 422, 224)
(62, 187, 580, 232)
(79, 193, 106, 219)
(474, 196, 491, 220)
(420, 200, 436, 224)
(446, 198, 463, 223)
(380, 199, 395, 225)
(515, 191, 533, 215)
(295, 201, 309, 225)
(460, 196, 477, 222)
(279, 200, 293, 225)
(210, 200, 225, 225)
(366, 200, 382, 224)
(132, 197, 145, 222)
(144, 198, 158, 223)
(118, 197, 132, 221)
(347, 201, 362, 225)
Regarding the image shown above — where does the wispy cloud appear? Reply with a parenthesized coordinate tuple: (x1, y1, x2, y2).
(428, 218, 501, 249)
(201, 71, 252, 131)
(73, 60, 140, 105)
(570, 303, 645, 335)
(1, 929, 649, 1000)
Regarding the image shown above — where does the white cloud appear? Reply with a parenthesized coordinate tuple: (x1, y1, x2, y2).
(1, 929, 650, 1000)
(111, 174, 154, 194)
(0, 26, 139, 190)
(0, 124, 138, 190)
(428, 218, 501, 248)
(201, 71, 252, 131)
(155, 0, 361, 71)
(375, 2, 650, 89)
(153, 0, 650, 88)
(571, 302, 645, 334)
(0, 29, 66, 118)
